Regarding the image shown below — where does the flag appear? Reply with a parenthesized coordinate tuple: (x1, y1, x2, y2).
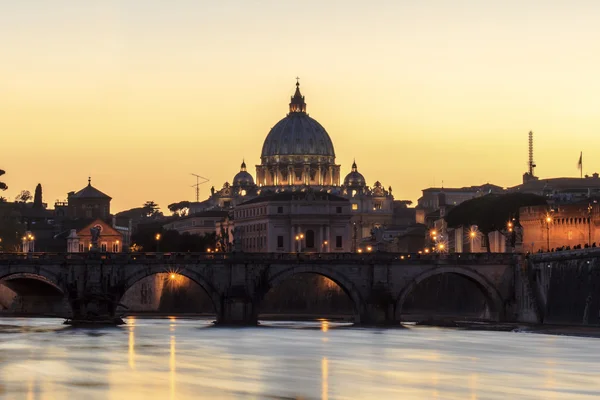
(578, 152, 582, 170)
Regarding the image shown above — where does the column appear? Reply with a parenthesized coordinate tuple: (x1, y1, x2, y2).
(290, 225, 296, 252)
(325, 225, 331, 251)
(317, 164, 322, 185)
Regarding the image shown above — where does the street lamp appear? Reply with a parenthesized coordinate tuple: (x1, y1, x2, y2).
(469, 228, 477, 253)
(322, 240, 328, 252)
(588, 203, 593, 246)
(366, 245, 373, 252)
(22, 233, 35, 253)
(155, 233, 161, 252)
(545, 215, 552, 251)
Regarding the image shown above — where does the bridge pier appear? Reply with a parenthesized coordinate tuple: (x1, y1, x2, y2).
(360, 301, 400, 326)
(218, 298, 256, 325)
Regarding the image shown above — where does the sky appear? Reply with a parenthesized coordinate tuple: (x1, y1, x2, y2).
(1, 1, 600, 213)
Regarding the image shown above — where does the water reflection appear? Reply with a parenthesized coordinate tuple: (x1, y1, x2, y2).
(128, 317, 136, 370)
(0, 318, 600, 399)
(170, 335, 176, 400)
(321, 357, 328, 400)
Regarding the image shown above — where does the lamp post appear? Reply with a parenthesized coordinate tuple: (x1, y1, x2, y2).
(469, 228, 477, 253)
(545, 215, 552, 251)
(22, 233, 35, 253)
(155, 233, 161, 252)
(322, 240, 328, 253)
(588, 203, 593, 246)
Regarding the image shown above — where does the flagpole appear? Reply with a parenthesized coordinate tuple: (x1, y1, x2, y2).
(581, 152, 583, 179)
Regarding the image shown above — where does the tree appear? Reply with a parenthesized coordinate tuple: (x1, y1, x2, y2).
(142, 201, 162, 218)
(0, 169, 6, 191)
(15, 190, 32, 203)
(0, 205, 25, 252)
(444, 193, 547, 252)
(168, 200, 191, 217)
(33, 183, 43, 208)
(130, 221, 216, 253)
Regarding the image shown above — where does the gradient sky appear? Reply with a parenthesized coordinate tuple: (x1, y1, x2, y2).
(2, 1, 600, 212)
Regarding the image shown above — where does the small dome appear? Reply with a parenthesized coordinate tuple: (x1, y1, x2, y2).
(343, 160, 366, 187)
(233, 160, 255, 187)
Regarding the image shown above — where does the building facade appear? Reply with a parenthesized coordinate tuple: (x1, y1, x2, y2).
(66, 178, 112, 220)
(66, 219, 123, 253)
(233, 192, 351, 253)
(520, 201, 600, 252)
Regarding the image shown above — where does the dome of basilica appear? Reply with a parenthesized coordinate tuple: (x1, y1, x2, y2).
(343, 160, 366, 187)
(260, 82, 335, 159)
(233, 160, 255, 187)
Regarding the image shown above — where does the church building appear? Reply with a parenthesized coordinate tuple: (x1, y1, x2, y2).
(188, 80, 400, 252)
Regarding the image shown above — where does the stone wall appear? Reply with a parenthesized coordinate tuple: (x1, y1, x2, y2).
(0, 284, 16, 310)
(528, 249, 600, 325)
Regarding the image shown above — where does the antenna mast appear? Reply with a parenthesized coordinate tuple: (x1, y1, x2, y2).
(191, 173, 209, 202)
(528, 131, 536, 177)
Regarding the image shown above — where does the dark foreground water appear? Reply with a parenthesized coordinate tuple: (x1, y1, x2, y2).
(1, 317, 599, 399)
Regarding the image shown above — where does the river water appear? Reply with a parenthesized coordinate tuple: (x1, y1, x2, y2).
(0, 317, 599, 399)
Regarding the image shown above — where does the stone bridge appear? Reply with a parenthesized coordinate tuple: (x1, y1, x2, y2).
(0, 252, 518, 325)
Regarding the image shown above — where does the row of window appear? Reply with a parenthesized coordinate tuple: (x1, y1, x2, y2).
(236, 206, 268, 219)
(78, 242, 119, 252)
(244, 236, 265, 250)
(239, 223, 267, 233)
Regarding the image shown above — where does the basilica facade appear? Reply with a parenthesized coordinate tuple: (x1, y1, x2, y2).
(190, 81, 397, 252)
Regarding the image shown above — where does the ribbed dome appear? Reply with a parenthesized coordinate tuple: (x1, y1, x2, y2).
(343, 161, 366, 187)
(233, 160, 255, 187)
(261, 115, 335, 158)
(260, 81, 335, 159)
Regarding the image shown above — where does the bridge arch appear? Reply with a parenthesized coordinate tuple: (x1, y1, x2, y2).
(258, 265, 365, 323)
(396, 266, 505, 322)
(0, 269, 70, 316)
(120, 265, 222, 316)
(0, 268, 64, 295)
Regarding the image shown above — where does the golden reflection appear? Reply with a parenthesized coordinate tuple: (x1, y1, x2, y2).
(321, 357, 328, 400)
(469, 356, 478, 400)
(469, 373, 478, 400)
(128, 327, 136, 370)
(169, 315, 176, 332)
(320, 320, 329, 333)
(431, 372, 439, 399)
(544, 359, 557, 399)
(26, 376, 33, 400)
(170, 335, 176, 400)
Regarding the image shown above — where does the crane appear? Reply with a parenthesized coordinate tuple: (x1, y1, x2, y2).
(191, 173, 210, 202)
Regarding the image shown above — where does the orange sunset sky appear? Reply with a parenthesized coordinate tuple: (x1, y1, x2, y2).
(1, 1, 599, 213)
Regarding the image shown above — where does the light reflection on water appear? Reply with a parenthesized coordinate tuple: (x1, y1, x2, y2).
(0, 317, 599, 399)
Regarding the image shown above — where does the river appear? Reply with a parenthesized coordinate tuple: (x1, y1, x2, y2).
(0, 317, 599, 399)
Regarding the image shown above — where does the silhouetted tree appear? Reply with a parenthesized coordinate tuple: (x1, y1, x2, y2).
(0, 207, 25, 252)
(168, 201, 191, 217)
(142, 201, 162, 218)
(131, 221, 216, 252)
(0, 169, 7, 191)
(445, 193, 547, 252)
(15, 190, 32, 203)
(33, 183, 43, 208)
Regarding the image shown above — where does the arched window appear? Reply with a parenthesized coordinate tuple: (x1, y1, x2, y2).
(305, 230, 315, 249)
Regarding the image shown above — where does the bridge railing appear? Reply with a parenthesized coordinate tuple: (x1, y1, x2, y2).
(0, 251, 517, 265)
